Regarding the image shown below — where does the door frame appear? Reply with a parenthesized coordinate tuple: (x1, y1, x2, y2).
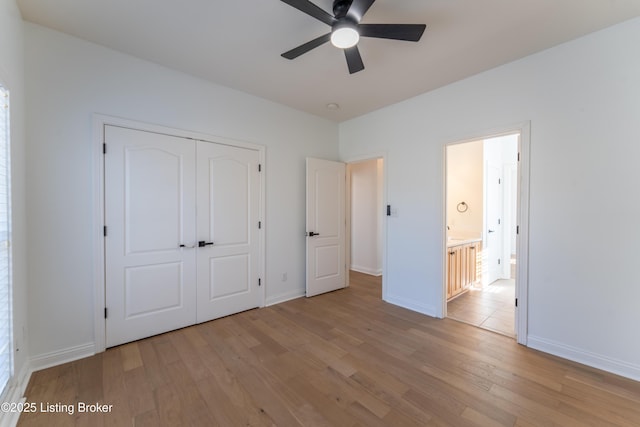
(92, 114, 266, 353)
(343, 152, 388, 300)
(442, 122, 530, 345)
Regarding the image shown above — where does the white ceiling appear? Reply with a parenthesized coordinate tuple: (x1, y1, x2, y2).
(17, 0, 640, 122)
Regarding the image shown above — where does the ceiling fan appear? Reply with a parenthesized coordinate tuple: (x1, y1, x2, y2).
(279, 0, 426, 74)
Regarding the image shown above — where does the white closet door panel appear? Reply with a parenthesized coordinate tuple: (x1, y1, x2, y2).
(196, 142, 260, 322)
(105, 125, 197, 347)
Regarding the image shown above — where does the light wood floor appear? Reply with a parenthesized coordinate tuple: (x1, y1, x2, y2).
(447, 279, 515, 337)
(19, 271, 640, 426)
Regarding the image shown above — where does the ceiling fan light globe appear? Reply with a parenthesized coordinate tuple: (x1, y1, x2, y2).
(331, 27, 360, 49)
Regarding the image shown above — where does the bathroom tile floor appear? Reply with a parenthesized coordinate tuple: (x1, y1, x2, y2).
(447, 279, 515, 337)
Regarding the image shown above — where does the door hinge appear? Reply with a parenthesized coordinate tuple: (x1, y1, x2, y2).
(517, 225, 519, 234)
(498, 178, 501, 184)
(258, 164, 262, 172)
(498, 258, 501, 265)
(258, 221, 262, 229)
(518, 152, 520, 161)
(515, 298, 518, 307)
(103, 226, 107, 237)
(104, 307, 108, 319)
(103, 143, 106, 154)
(258, 278, 262, 287)
(498, 218, 501, 225)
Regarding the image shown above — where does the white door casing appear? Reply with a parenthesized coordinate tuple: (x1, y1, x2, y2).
(104, 125, 197, 347)
(306, 158, 346, 297)
(196, 142, 261, 322)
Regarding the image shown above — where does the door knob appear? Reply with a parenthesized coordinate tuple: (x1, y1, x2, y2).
(488, 229, 495, 233)
(307, 232, 320, 237)
(198, 241, 214, 247)
(179, 243, 195, 249)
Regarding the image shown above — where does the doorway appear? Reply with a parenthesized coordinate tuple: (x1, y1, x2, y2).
(444, 131, 524, 339)
(347, 157, 385, 298)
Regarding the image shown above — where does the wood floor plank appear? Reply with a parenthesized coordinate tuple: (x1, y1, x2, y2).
(154, 383, 187, 427)
(74, 353, 104, 404)
(18, 271, 640, 426)
(166, 330, 211, 383)
(135, 337, 170, 391)
(119, 342, 142, 372)
(163, 360, 218, 426)
(285, 374, 360, 427)
(100, 346, 131, 426)
(198, 320, 301, 426)
(122, 366, 155, 417)
(132, 409, 161, 427)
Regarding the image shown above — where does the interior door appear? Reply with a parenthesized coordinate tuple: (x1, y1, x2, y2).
(485, 165, 502, 285)
(104, 126, 197, 347)
(196, 142, 261, 322)
(306, 158, 346, 297)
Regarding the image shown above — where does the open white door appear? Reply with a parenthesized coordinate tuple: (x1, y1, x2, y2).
(306, 158, 346, 297)
(485, 165, 503, 285)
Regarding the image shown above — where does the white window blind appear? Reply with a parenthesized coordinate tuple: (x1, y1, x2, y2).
(0, 85, 12, 396)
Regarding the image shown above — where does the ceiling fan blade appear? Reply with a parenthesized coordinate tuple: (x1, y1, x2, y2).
(281, 33, 331, 59)
(347, 0, 376, 22)
(358, 23, 426, 41)
(344, 46, 365, 74)
(280, 0, 336, 26)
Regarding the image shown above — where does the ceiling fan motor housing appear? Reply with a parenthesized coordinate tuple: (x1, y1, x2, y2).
(333, 0, 353, 19)
(332, 16, 358, 33)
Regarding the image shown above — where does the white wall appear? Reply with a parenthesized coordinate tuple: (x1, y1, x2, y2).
(446, 141, 483, 239)
(350, 159, 383, 275)
(339, 17, 640, 380)
(24, 23, 339, 362)
(0, 0, 29, 400)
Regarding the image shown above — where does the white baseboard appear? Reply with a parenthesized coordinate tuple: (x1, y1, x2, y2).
(528, 335, 640, 382)
(384, 293, 437, 318)
(0, 362, 32, 427)
(29, 343, 95, 373)
(350, 265, 383, 276)
(265, 289, 305, 307)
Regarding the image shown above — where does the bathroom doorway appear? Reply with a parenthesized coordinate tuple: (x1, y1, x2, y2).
(444, 132, 521, 338)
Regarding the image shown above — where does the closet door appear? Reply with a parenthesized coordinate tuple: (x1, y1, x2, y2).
(104, 126, 197, 347)
(195, 141, 261, 322)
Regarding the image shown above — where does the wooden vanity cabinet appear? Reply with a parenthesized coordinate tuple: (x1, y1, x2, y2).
(446, 245, 463, 300)
(465, 243, 480, 286)
(447, 241, 481, 301)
